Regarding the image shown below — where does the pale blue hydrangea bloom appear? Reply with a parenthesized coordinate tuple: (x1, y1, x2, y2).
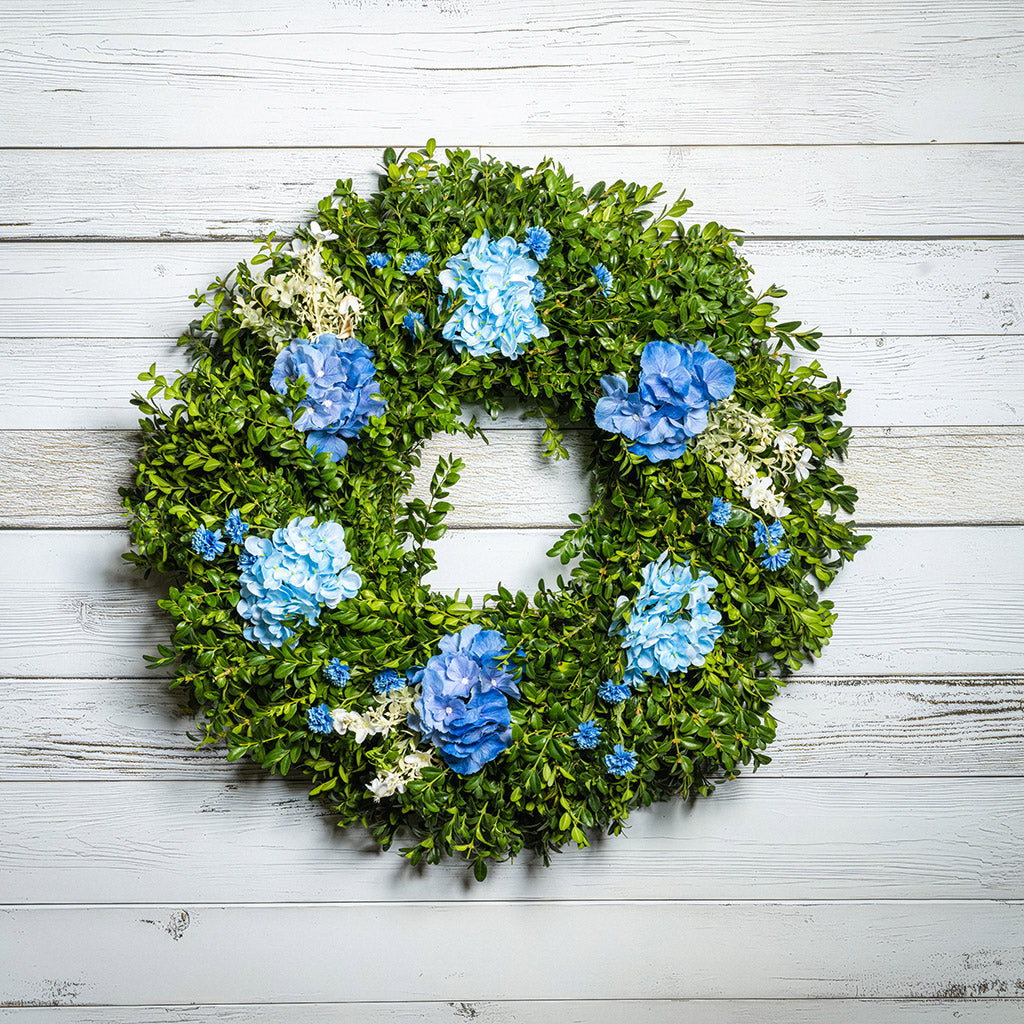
(367, 251, 390, 270)
(306, 703, 335, 735)
(760, 549, 792, 571)
(373, 669, 405, 695)
(324, 658, 351, 685)
(401, 251, 430, 274)
(572, 720, 602, 749)
(524, 226, 552, 260)
(591, 262, 614, 296)
(708, 497, 732, 527)
(438, 231, 550, 359)
(191, 526, 225, 561)
(604, 744, 638, 775)
(754, 520, 785, 548)
(224, 509, 248, 544)
(236, 516, 362, 648)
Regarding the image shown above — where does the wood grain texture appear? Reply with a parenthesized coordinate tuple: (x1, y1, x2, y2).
(0, 527, 1021, 679)
(2, 902, 1022, 1003)
(2, 240, 1020, 339)
(2, 778, 1023, 902)
(4, 145, 1023, 240)
(3, 1, 1022, 146)
(4, 335, 1022, 431)
(4, 676, 1022, 781)
(2, 426, 1021, 528)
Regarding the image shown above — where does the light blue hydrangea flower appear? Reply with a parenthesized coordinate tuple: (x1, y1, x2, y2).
(402, 310, 425, 336)
(760, 549, 792, 571)
(754, 520, 785, 548)
(619, 552, 724, 685)
(604, 744, 638, 776)
(591, 262, 614, 296)
(236, 516, 362, 648)
(373, 669, 406, 695)
(191, 526, 225, 561)
(408, 624, 520, 775)
(708, 497, 732, 527)
(594, 339, 736, 463)
(367, 251, 390, 270)
(401, 251, 430, 274)
(271, 333, 386, 463)
(438, 231, 550, 360)
(598, 680, 631, 704)
(306, 702, 335, 735)
(572, 720, 602, 750)
(324, 658, 351, 686)
(524, 226, 552, 260)
(224, 509, 248, 544)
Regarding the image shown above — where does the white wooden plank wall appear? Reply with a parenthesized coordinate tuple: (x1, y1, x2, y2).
(1, 2, 1023, 1019)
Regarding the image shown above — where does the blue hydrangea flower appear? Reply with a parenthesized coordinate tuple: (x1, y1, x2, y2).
(224, 509, 249, 544)
(401, 251, 430, 274)
(324, 658, 351, 686)
(754, 520, 785, 548)
(306, 702, 335, 735)
(708, 497, 732, 527)
(408, 624, 521, 775)
(191, 526, 225, 561)
(591, 263, 614, 296)
(367, 251, 390, 270)
(598, 680, 631, 704)
(604, 744, 638, 776)
(373, 669, 406, 695)
(761, 549, 793, 571)
(236, 516, 362, 648)
(438, 231, 550, 360)
(271, 333, 386, 463)
(524, 226, 552, 260)
(402, 310, 425, 336)
(619, 552, 724, 684)
(594, 339, 736, 462)
(572, 720, 602, 750)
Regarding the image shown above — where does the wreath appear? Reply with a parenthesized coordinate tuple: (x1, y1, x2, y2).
(124, 142, 868, 878)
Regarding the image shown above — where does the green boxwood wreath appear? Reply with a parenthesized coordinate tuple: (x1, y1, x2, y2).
(124, 142, 868, 878)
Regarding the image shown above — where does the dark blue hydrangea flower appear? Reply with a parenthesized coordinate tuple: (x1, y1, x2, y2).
(524, 226, 552, 260)
(401, 251, 430, 274)
(373, 669, 406, 695)
(224, 509, 249, 544)
(306, 702, 335, 735)
(604, 744, 638, 776)
(760, 548, 793, 571)
(408, 624, 521, 775)
(324, 658, 351, 686)
(366, 251, 390, 270)
(237, 550, 257, 573)
(595, 339, 736, 463)
(753, 520, 785, 548)
(402, 310, 425, 336)
(591, 262, 614, 296)
(191, 526, 225, 561)
(572, 720, 602, 750)
(708, 497, 732, 527)
(598, 680, 631, 704)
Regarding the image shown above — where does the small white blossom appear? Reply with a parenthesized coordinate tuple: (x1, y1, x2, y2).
(775, 429, 800, 456)
(791, 448, 814, 482)
(741, 475, 777, 511)
(723, 453, 757, 487)
(307, 220, 338, 242)
(333, 709, 375, 744)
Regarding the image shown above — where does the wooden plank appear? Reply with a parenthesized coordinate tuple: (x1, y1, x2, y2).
(1, 902, 1022, 1003)
(4, 145, 1024, 240)
(0, 527, 1021, 679)
(2, 1, 1022, 146)
(3, 335, 1021, 431)
(4, 675, 1019, 781)
(1, 426, 1020, 529)
(1, 240, 1020, 339)
(2, 778, 1023, 902)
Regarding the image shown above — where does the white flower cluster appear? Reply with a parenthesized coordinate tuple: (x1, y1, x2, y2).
(691, 397, 814, 518)
(365, 748, 434, 801)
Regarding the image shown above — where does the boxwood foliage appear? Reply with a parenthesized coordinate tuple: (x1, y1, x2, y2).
(123, 142, 868, 879)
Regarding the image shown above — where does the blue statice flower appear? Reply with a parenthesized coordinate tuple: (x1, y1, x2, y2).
(306, 702, 335, 735)
(708, 497, 732, 527)
(604, 744, 638, 776)
(401, 251, 430, 274)
(598, 680, 631, 704)
(373, 669, 406, 695)
(324, 658, 351, 686)
(760, 549, 793, 571)
(224, 509, 249, 544)
(619, 552, 724, 684)
(524, 226, 552, 260)
(438, 231, 550, 360)
(402, 310, 425, 336)
(191, 526, 225, 561)
(271, 333, 386, 463)
(591, 263, 614, 295)
(408, 624, 521, 775)
(236, 516, 362, 648)
(531, 278, 546, 302)
(753, 520, 785, 548)
(572, 720, 602, 750)
(594, 339, 736, 463)
(366, 251, 390, 270)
